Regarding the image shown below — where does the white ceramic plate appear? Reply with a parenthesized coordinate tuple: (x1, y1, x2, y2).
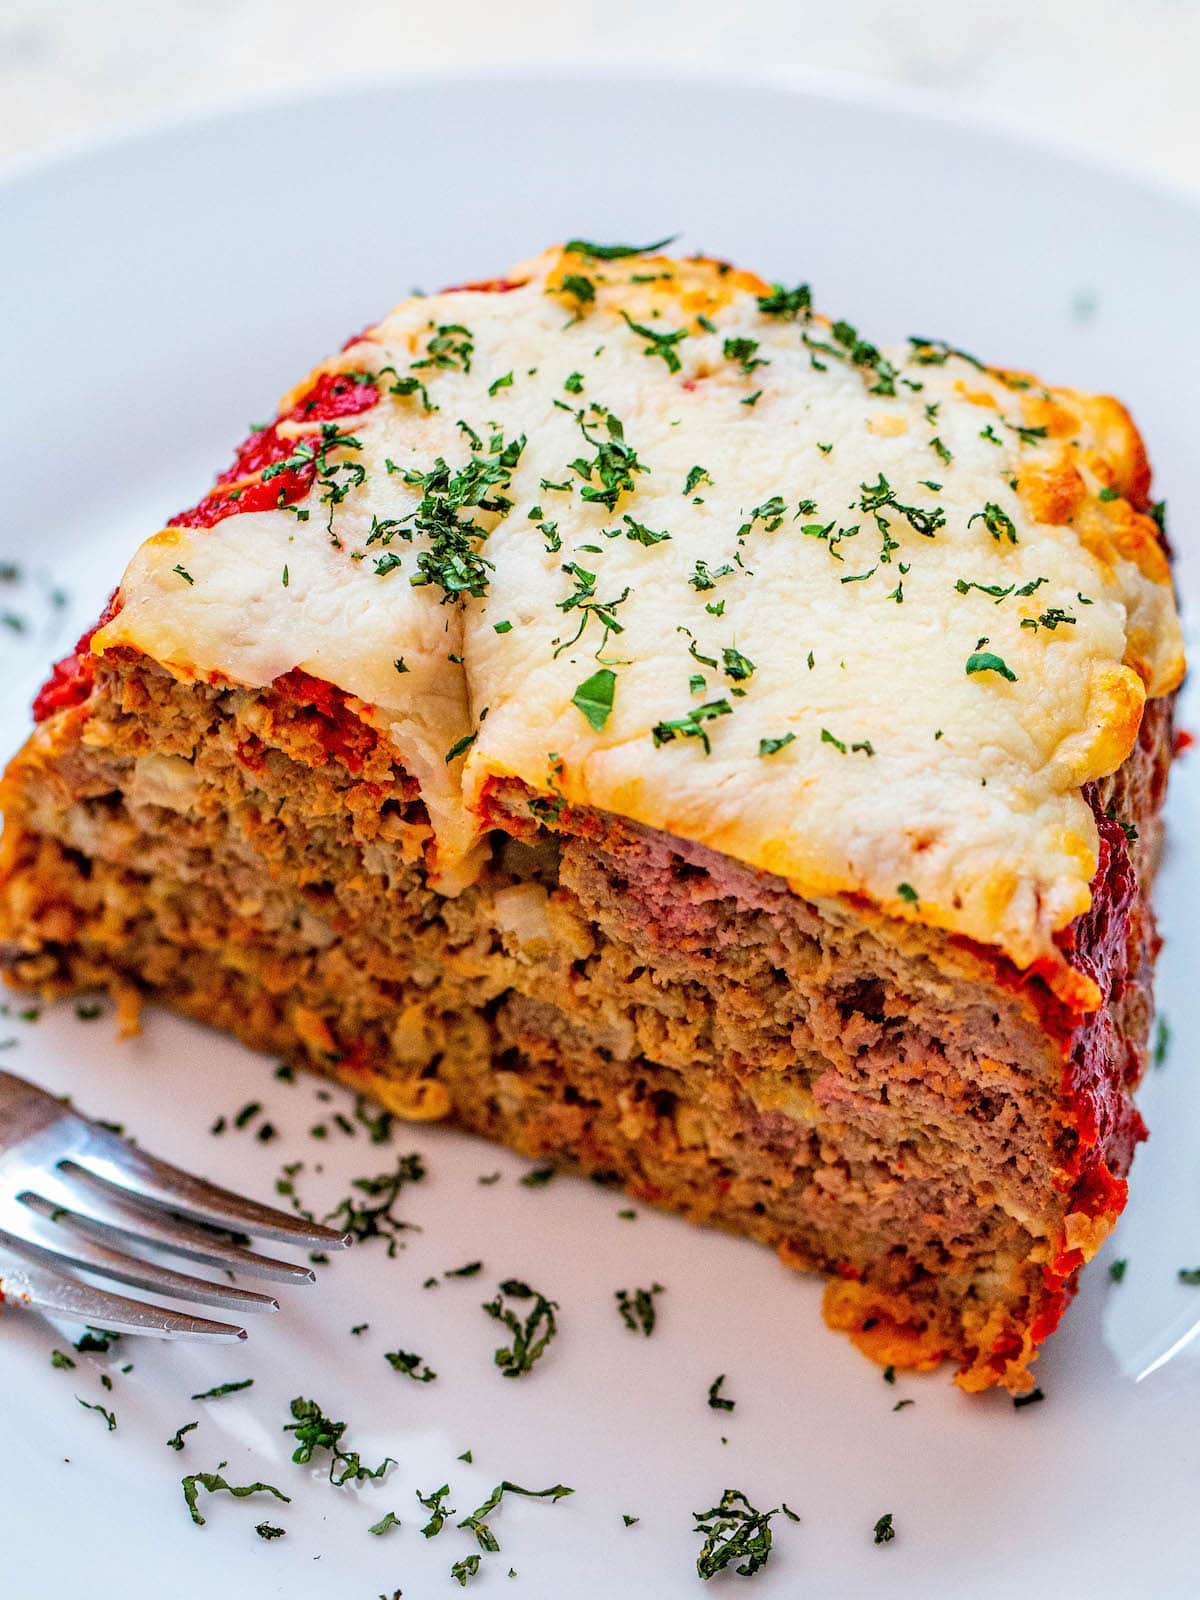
(1, 67, 1197, 1600)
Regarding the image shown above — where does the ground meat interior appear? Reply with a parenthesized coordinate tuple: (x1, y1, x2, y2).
(0, 656, 1171, 1391)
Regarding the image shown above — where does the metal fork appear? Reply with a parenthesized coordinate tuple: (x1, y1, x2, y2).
(0, 1068, 350, 1342)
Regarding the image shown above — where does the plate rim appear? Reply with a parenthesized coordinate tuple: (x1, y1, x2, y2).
(4, 57, 1199, 226)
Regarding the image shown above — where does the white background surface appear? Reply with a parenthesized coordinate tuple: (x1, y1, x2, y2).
(0, 66, 1197, 1599)
(2, 0, 1200, 191)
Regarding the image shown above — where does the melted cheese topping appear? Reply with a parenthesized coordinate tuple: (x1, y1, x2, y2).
(96, 246, 1184, 970)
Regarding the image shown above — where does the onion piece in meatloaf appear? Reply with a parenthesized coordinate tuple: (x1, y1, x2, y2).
(0, 243, 1184, 1392)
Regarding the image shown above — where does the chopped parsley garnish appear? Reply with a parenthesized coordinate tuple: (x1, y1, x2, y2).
(458, 1480, 574, 1552)
(416, 1482, 455, 1538)
(284, 1396, 395, 1485)
(707, 1374, 735, 1411)
(930, 437, 953, 464)
(1006, 418, 1049, 447)
(554, 561, 630, 657)
(384, 1349, 437, 1382)
(624, 1513, 640, 1527)
(908, 334, 987, 370)
(1109, 1259, 1127, 1283)
(1154, 1015, 1171, 1069)
(619, 309, 688, 373)
(558, 274, 595, 306)
(685, 465, 712, 495)
(758, 733, 795, 758)
(381, 371, 433, 412)
(1178, 1268, 1200, 1286)
(401, 432, 524, 601)
(564, 370, 585, 393)
(956, 578, 1015, 603)
(445, 1260, 484, 1278)
(1021, 607, 1076, 632)
(813, 319, 903, 396)
(487, 372, 513, 397)
(446, 731, 478, 764)
(689, 559, 735, 591)
(451, 1554, 481, 1585)
(693, 1489, 785, 1580)
(50, 1349, 75, 1370)
(801, 519, 857, 561)
(520, 1165, 556, 1186)
(569, 407, 646, 512)
(181, 1467, 290, 1526)
(859, 474, 945, 540)
(721, 646, 755, 681)
(76, 1397, 116, 1431)
(255, 1522, 286, 1540)
(622, 513, 671, 546)
(873, 1513, 896, 1545)
(413, 322, 474, 375)
(172, 564, 194, 585)
(482, 1279, 559, 1377)
(652, 699, 732, 755)
(723, 336, 768, 375)
(616, 1283, 664, 1336)
(756, 282, 811, 319)
(493, 620, 512, 634)
(897, 883, 919, 904)
(969, 502, 1018, 544)
(737, 496, 787, 538)
(191, 1379, 253, 1401)
(965, 650, 1017, 682)
(821, 728, 874, 755)
(321, 1152, 425, 1255)
(565, 235, 677, 260)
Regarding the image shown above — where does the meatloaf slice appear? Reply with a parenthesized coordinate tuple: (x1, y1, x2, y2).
(0, 241, 1185, 1390)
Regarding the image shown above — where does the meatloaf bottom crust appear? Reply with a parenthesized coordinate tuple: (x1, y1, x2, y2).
(0, 652, 1174, 1391)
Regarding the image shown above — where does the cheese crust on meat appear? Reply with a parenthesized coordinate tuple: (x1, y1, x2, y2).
(95, 245, 1184, 971)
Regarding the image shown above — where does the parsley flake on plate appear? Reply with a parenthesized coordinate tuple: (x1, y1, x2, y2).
(482, 1279, 559, 1377)
(615, 1283, 664, 1336)
(693, 1489, 788, 1580)
(181, 1466, 290, 1527)
(384, 1349, 437, 1382)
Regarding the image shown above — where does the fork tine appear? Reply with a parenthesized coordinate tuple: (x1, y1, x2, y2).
(49, 1166, 318, 1283)
(16, 1193, 281, 1313)
(64, 1141, 351, 1248)
(0, 1234, 248, 1342)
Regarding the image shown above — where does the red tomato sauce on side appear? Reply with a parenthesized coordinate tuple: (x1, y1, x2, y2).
(171, 370, 380, 530)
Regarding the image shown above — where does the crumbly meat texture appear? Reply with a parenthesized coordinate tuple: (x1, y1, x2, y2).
(0, 653, 1174, 1391)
